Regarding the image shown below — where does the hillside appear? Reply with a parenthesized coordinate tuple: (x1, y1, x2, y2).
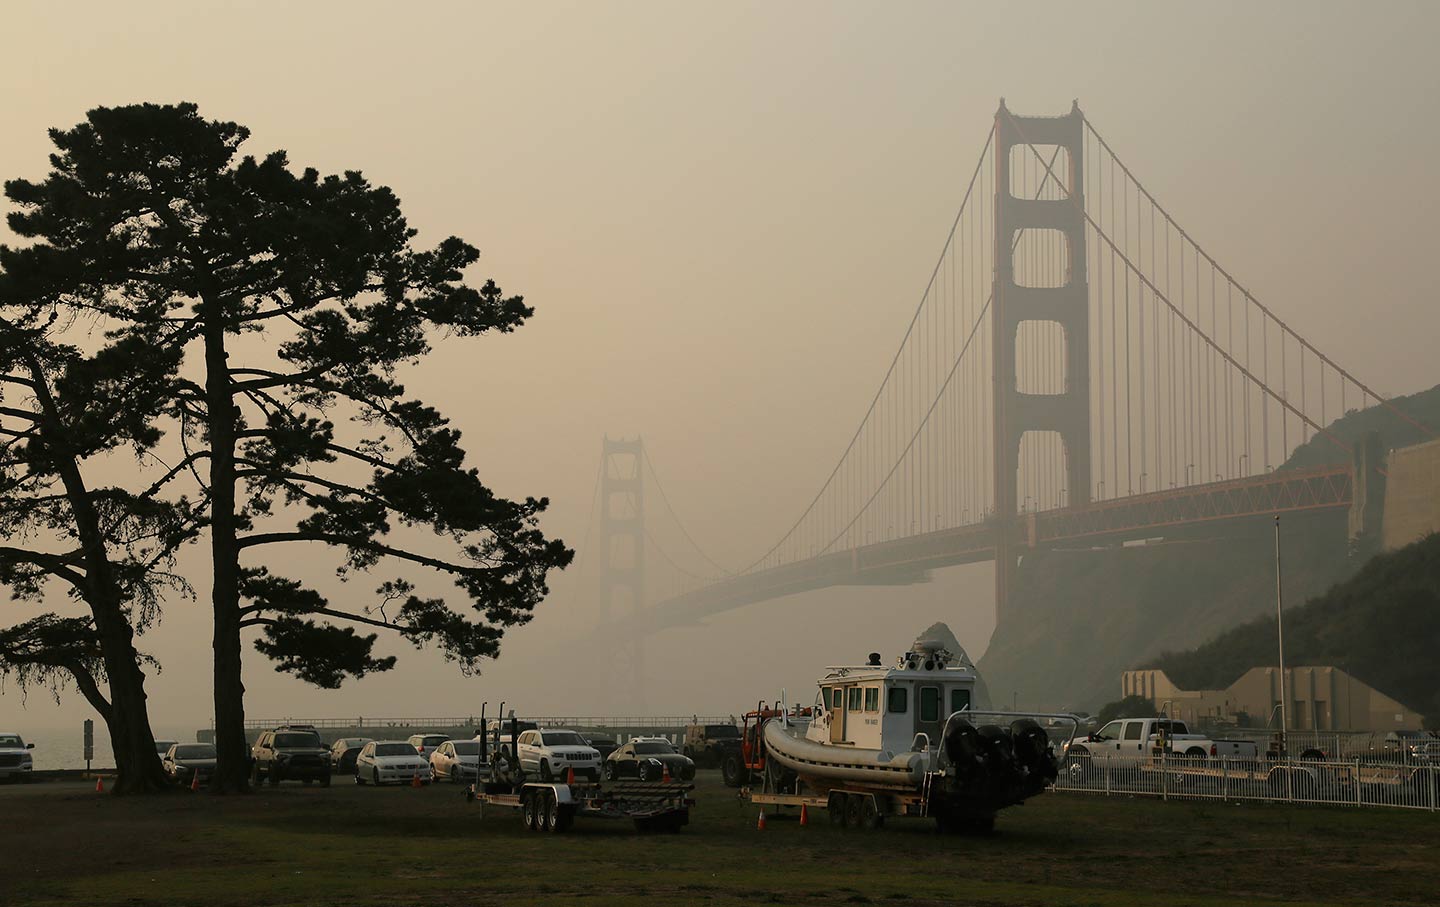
(977, 384, 1440, 713)
(1145, 532, 1440, 724)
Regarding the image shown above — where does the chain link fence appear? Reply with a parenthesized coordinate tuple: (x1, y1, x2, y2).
(1055, 751, 1440, 811)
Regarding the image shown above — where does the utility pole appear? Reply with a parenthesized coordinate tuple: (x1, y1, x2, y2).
(1274, 515, 1288, 755)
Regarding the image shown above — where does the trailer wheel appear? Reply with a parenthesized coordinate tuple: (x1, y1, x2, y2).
(843, 793, 864, 828)
(523, 792, 540, 830)
(721, 753, 744, 788)
(860, 795, 882, 830)
(827, 792, 846, 826)
(542, 792, 559, 833)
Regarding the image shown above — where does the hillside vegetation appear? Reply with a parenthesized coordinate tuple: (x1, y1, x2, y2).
(977, 384, 1440, 713)
(1145, 532, 1440, 723)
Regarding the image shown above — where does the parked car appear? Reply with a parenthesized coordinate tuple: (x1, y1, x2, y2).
(1383, 730, 1440, 763)
(407, 733, 451, 757)
(429, 739, 484, 783)
(251, 725, 332, 786)
(0, 732, 34, 781)
(153, 739, 178, 757)
(516, 729, 601, 782)
(683, 722, 741, 767)
(584, 734, 619, 760)
(604, 737, 696, 782)
(355, 741, 433, 785)
(162, 743, 217, 786)
(330, 737, 373, 774)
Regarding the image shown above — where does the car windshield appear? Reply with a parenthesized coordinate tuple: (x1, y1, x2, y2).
(375, 743, 418, 757)
(274, 733, 322, 748)
(418, 736, 448, 745)
(706, 725, 740, 738)
(0, 734, 23, 747)
(174, 745, 215, 759)
(450, 742, 480, 756)
(542, 732, 587, 747)
(633, 742, 674, 755)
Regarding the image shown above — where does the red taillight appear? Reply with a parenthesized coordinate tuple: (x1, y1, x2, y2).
(1210, 744, 1217, 757)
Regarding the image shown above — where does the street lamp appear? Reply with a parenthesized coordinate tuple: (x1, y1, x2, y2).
(1274, 514, 1289, 757)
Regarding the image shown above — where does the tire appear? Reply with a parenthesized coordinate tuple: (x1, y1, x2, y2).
(523, 793, 540, 831)
(1063, 746, 1092, 784)
(251, 763, 262, 787)
(451, 764, 462, 784)
(268, 767, 280, 787)
(540, 760, 553, 783)
(640, 762, 658, 783)
(860, 795, 882, 830)
(604, 762, 618, 782)
(373, 767, 381, 787)
(843, 793, 863, 828)
(542, 792, 559, 833)
(828, 792, 845, 826)
(355, 771, 365, 785)
(721, 753, 744, 788)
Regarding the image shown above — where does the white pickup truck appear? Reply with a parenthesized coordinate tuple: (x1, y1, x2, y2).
(1066, 718, 1258, 762)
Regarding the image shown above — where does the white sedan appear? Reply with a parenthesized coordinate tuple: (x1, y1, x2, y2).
(430, 739, 486, 783)
(354, 741, 434, 786)
(516, 729, 602, 782)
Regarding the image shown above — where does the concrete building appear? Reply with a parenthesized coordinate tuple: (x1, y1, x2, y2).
(1382, 437, 1440, 550)
(1122, 666, 1424, 732)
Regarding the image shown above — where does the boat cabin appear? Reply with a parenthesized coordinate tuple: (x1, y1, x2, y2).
(805, 641, 976, 753)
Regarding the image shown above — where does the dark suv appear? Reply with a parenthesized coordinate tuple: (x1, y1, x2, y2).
(251, 725, 332, 786)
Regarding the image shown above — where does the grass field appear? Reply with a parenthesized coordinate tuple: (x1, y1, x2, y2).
(3, 772, 1437, 907)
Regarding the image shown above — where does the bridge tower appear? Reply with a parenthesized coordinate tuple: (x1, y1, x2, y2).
(992, 100, 1091, 619)
(599, 436, 646, 696)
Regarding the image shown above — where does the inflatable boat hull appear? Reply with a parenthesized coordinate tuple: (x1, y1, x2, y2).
(763, 719, 928, 788)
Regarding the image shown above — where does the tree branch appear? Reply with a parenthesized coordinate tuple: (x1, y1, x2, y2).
(236, 532, 477, 575)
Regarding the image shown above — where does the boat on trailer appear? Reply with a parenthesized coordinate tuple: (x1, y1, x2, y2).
(757, 641, 1076, 831)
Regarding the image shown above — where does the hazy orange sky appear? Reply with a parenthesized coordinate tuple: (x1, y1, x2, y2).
(3, 1, 1438, 732)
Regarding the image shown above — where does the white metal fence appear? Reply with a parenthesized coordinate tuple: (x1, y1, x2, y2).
(1054, 752, 1440, 811)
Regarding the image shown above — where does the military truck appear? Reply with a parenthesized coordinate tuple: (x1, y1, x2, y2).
(683, 720, 742, 768)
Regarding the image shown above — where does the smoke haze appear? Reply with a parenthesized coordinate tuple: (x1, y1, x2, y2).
(2, 0, 1438, 733)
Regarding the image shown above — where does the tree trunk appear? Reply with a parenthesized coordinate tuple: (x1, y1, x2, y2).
(26, 356, 171, 794)
(205, 316, 249, 793)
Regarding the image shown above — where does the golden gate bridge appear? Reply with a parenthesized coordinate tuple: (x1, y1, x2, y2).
(581, 101, 1433, 635)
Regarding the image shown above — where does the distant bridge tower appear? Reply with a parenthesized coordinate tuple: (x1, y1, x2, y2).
(992, 100, 1092, 619)
(599, 436, 646, 696)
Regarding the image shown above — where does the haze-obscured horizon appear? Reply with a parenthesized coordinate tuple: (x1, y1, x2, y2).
(4, 0, 1438, 734)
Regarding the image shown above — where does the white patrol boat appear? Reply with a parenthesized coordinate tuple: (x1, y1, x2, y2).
(759, 641, 1067, 829)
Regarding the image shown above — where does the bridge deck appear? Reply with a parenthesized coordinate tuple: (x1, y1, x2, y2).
(645, 464, 1352, 632)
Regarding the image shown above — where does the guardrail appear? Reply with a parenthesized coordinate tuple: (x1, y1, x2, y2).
(1054, 751, 1440, 811)
(237, 716, 737, 731)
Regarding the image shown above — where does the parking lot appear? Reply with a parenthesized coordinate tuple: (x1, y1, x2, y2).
(3, 771, 1439, 907)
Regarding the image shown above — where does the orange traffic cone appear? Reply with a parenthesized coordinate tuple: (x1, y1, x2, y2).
(800, 803, 809, 826)
(190, 770, 201, 792)
(662, 763, 671, 783)
(566, 766, 575, 785)
(757, 809, 767, 830)
(95, 776, 104, 793)
(411, 772, 423, 788)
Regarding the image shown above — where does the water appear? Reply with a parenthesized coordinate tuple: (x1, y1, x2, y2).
(14, 726, 203, 771)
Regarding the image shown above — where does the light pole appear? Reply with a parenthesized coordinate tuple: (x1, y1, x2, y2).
(1274, 514, 1288, 756)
